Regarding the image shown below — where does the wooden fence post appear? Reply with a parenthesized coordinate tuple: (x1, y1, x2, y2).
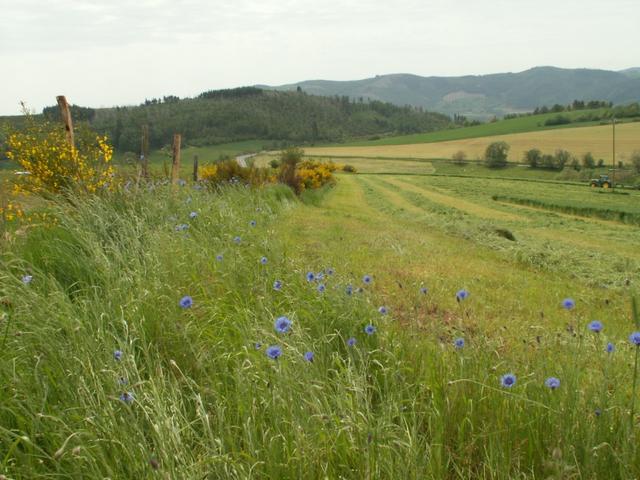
(171, 134, 181, 184)
(141, 125, 149, 178)
(193, 155, 199, 182)
(56, 95, 74, 148)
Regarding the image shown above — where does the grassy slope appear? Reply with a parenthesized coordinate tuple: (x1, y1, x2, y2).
(341, 108, 612, 146)
(1, 174, 639, 478)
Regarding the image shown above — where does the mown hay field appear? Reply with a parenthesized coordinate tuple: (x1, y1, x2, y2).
(306, 121, 640, 163)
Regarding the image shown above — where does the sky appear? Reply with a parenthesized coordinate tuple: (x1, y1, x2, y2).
(1, 0, 638, 115)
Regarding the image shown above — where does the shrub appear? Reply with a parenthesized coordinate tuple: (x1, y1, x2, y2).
(485, 141, 509, 168)
(200, 159, 272, 187)
(632, 151, 640, 173)
(582, 152, 596, 169)
(452, 150, 467, 165)
(523, 148, 542, 168)
(342, 164, 357, 173)
(296, 160, 337, 191)
(6, 113, 114, 195)
(269, 159, 280, 169)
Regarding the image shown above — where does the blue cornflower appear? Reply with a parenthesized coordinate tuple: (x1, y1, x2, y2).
(306, 272, 315, 282)
(606, 342, 615, 353)
(119, 392, 135, 404)
(254, 342, 262, 350)
(347, 337, 357, 347)
(364, 324, 376, 335)
(588, 320, 603, 333)
(260, 256, 268, 265)
(273, 280, 282, 291)
(22, 274, 33, 285)
(189, 211, 198, 219)
(315, 272, 324, 281)
(326, 268, 335, 276)
(456, 289, 469, 302)
(113, 350, 123, 361)
(420, 287, 428, 295)
(363, 275, 372, 285)
(317, 283, 326, 293)
(345, 285, 353, 296)
(378, 306, 388, 315)
(118, 376, 128, 385)
(175, 224, 189, 232)
(185, 196, 191, 203)
(304, 351, 314, 362)
(454, 338, 465, 349)
(233, 236, 241, 244)
(177, 179, 186, 187)
(594, 408, 602, 417)
(562, 298, 575, 310)
(629, 332, 640, 346)
(249, 220, 257, 227)
(216, 254, 223, 261)
(266, 345, 282, 360)
(274, 316, 292, 334)
(500, 373, 517, 388)
(179, 295, 193, 309)
(545, 377, 560, 389)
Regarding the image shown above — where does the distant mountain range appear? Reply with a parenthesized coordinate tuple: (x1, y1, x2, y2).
(261, 67, 640, 119)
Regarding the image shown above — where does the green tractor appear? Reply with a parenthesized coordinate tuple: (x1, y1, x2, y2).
(590, 174, 612, 189)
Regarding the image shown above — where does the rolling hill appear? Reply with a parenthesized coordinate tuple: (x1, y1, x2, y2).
(263, 66, 640, 119)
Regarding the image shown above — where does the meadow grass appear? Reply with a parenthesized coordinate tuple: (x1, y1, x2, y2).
(0, 176, 640, 478)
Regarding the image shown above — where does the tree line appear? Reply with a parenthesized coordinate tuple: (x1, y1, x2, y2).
(37, 89, 451, 153)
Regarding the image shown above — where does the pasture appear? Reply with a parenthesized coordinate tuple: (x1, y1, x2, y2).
(305, 121, 640, 163)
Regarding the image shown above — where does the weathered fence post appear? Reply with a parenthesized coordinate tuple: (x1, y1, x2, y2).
(171, 134, 181, 185)
(56, 95, 74, 148)
(193, 155, 199, 182)
(141, 125, 149, 178)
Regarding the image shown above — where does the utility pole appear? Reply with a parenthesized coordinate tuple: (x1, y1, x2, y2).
(612, 117, 616, 190)
(171, 134, 181, 185)
(141, 125, 149, 179)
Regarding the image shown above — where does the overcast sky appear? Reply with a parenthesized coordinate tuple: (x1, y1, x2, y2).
(1, 0, 638, 115)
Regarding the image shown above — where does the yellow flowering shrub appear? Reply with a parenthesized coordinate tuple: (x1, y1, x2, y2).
(296, 160, 337, 191)
(6, 115, 115, 195)
(200, 159, 272, 187)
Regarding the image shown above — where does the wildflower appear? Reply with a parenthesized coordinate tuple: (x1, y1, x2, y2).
(118, 376, 128, 385)
(594, 408, 602, 417)
(233, 236, 241, 244)
(456, 289, 469, 302)
(306, 272, 315, 282)
(177, 179, 186, 187)
(304, 351, 314, 362)
(454, 337, 465, 349)
(185, 196, 192, 203)
(119, 392, 135, 404)
(363, 275, 372, 285)
(588, 320, 603, 333)
(378, 306, 388, 315)
(189, 211, 198, 219)
(216, 254, 223, 261)
(273, 280, 282, 291)
(274, 316, 292, 334)
(420, 287, 428, 295)
(260, 256, 268, 265)
(345, 285, 353, 296)
(113, 350, 123, 361)
(562, 298, 575, 310)
(629, 332, 640, 346)
(266, 345, 282, 360)
(326, 268, 335, 276)
(364, 324, 376, 335)
(179, 295, 193, 309)
(315, 273, 324, 282)
(249, 220, 257, 227)
(606, 342, 615, 353)
(317, 283, 325, 293)
(500, 373, 516, 388)
(347, 337, 357, 347)
(254, 342, 262, 350)
(175, 224, 189, 232)
(21, 274, 33, 285)
(545, 377, 561, 389)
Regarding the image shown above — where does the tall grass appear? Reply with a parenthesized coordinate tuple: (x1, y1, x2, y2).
(0, 183, 639, 478)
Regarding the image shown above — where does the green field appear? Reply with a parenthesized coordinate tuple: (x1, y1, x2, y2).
(341, 108, 614, 146)
(2, 160, 640, 477)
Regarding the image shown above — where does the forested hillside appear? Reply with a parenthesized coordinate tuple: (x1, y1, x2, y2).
(35, 88, 451, 152)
